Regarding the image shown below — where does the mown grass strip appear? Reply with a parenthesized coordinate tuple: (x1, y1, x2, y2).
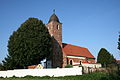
(0, 72, 119, 80)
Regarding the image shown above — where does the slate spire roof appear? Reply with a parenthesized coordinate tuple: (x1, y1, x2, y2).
(48, 13, 60, 23)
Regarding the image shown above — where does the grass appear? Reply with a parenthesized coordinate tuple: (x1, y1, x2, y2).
(0, 72, 119, 80)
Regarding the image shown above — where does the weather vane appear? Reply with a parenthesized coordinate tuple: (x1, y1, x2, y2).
(53, 9, 55, 14)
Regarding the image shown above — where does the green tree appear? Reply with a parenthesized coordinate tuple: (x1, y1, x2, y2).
(97, 48, 116, 67)
(3, 18, 53, 69)
(117, 33, 120, 71)
(0, 62, 4, 70)
(2, 55, 15, 70)
(118, 33, 120, 50)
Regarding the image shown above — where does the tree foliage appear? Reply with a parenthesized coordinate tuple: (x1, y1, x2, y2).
(118, 33, 120, 50)
(97, 48, 116, 67)
(2, 18, 53, 69)
(0, 63, 4, 70)
(117, 33, 120, 72)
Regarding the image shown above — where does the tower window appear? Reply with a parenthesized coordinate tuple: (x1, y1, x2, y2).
(57, 25, 59, 30)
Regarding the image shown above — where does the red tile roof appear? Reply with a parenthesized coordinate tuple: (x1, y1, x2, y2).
(62, 43, 95, 59)
(117, 60, 120, 64)
(27, 65, 37, 69)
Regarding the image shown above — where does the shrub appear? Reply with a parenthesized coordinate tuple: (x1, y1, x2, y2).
(65, 64, 73, 68)
(23, 75, 34, 78)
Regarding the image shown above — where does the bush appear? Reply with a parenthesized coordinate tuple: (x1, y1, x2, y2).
(23, 75, 34, 78)
(0, 77, 3, 78)
(65, 64, 73, 68)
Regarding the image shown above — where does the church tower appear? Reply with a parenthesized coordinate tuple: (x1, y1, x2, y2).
(47, 12, 63, 68)
(47, 13, 62, 47)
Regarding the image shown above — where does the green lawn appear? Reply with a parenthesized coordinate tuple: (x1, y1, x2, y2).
(0, 72, 119, 80)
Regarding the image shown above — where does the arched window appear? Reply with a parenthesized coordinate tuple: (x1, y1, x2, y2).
(80, 61, 82, 65)
(70, 60, 73, 65)
(66, 58, 69, 64)
(56, 25, 59, 30)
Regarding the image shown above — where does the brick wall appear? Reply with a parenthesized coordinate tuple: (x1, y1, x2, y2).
(63, 56, 95, 67)
(47, 21, 63, 68)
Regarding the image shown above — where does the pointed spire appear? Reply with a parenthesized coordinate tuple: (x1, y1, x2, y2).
(48, 9, 60, 23)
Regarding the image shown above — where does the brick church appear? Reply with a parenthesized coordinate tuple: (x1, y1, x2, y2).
(46, 13, 101, 68)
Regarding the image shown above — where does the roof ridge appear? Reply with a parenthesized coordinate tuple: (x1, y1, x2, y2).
(62, 43, 87, 49)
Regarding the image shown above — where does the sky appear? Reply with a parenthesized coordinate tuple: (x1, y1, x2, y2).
(0, 0, 120, 62)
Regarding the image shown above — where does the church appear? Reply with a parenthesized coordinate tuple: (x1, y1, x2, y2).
(45, 12, 101, 68)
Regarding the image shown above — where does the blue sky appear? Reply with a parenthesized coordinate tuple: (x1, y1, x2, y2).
(0, 0, 120, 62)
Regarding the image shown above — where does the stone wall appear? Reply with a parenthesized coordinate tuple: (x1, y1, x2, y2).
(0, 67, 82, 78)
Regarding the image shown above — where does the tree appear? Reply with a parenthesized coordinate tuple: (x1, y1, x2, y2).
(3, 18, 53, 69)
(0, 62, 5, 70)
(0, 63, 2, 70)
(2, 55, 15, 70)
(117, 33, 120, 71)
(97, 48, 116, 67)
(118, 33, 120, 50)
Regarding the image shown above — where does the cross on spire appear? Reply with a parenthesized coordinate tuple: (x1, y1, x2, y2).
(53, 9, 55, 14)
